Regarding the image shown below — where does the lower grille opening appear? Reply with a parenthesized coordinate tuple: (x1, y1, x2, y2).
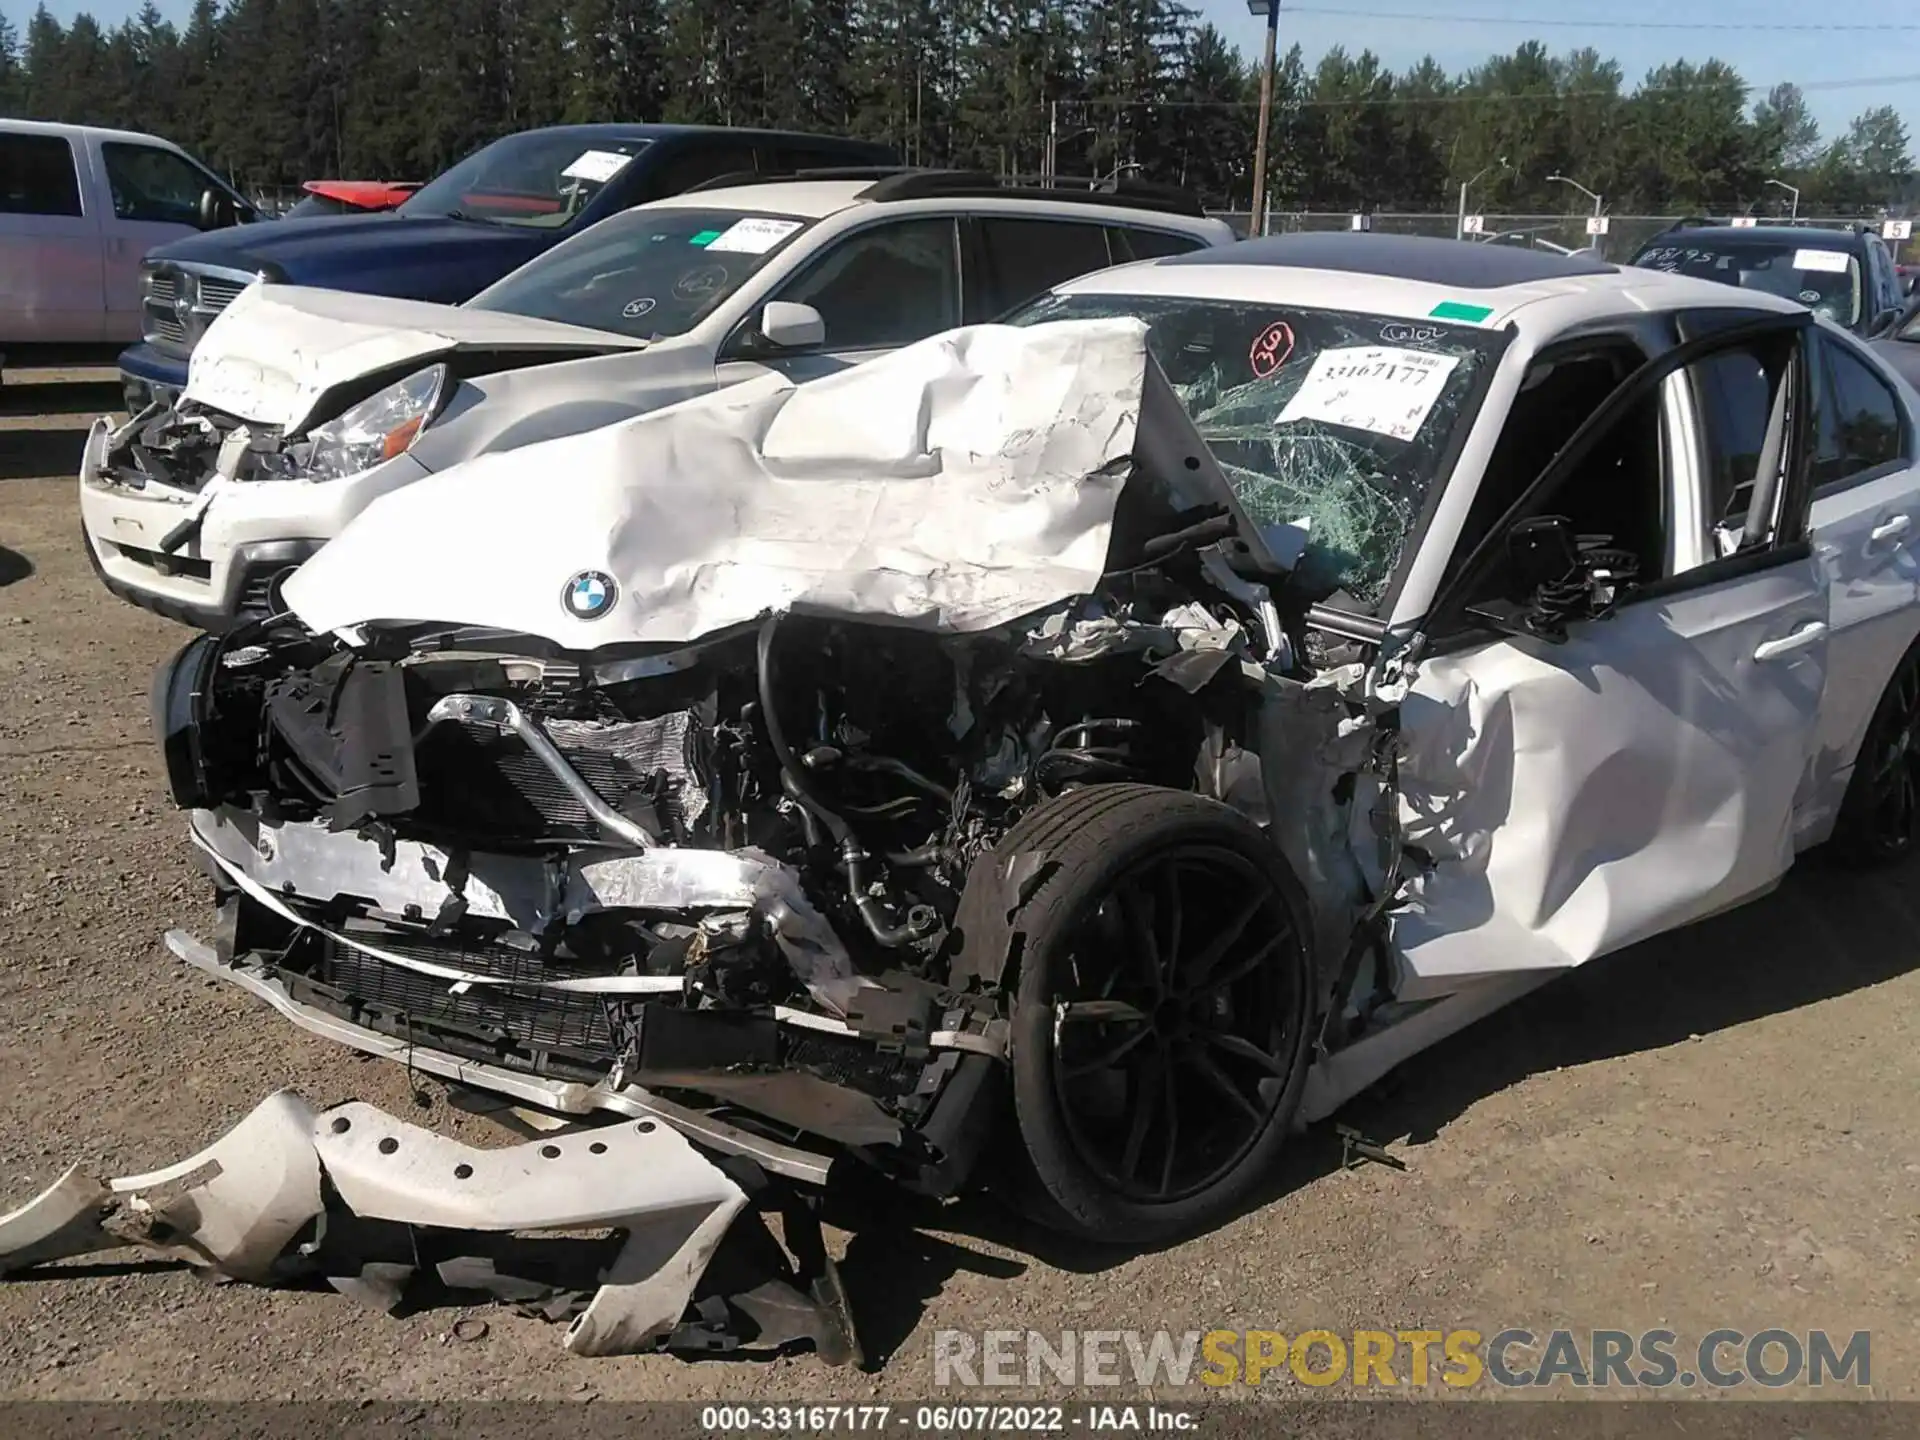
(275, 928, 618, 1080)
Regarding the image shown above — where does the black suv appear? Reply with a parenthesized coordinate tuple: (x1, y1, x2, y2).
(1630, 219, 1908, 339)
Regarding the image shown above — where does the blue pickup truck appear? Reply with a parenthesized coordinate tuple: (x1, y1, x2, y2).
(121, 123, 896, 409)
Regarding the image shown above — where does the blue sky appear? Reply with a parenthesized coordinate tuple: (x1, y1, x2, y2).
(26, 0, 1920, 140)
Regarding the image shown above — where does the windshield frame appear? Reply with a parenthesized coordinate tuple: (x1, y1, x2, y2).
(1631, 237, 1864, 329)
(398, 132, 655, 230)
(465, 204, 820, 341)
(1006, 288, 1513, 618)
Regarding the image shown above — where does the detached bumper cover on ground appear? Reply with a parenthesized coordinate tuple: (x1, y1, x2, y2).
(0, 1088, 856, 1361)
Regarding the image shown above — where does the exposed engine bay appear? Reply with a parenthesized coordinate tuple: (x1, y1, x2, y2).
(160, 558, 1344, 1186)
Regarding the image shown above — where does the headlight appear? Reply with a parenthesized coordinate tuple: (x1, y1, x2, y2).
(299, 364, 449, 481)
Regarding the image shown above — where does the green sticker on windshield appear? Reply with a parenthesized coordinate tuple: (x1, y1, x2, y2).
(1430, 300, 1493, 323)
(689, 230, 722, 247)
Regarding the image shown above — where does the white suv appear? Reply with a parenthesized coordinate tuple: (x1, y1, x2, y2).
(78, 168, 1236, 630)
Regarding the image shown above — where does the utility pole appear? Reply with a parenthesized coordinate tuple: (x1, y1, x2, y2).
(1247, 0, 1280, 236)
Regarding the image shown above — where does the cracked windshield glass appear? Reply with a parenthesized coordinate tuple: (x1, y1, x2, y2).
(1012, 293, 1505, 609)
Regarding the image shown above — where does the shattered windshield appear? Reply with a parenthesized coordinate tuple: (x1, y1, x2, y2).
(467, 207, 814, 340)
(1010, 293, 1505, 608)
(399, 132, 653, 229)
(1631, 238, 1863, 328)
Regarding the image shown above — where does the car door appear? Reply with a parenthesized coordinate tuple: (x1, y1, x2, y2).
(1386, 314, 1832, 990)
(717, 215, 963, 385)
(93, 139, 225, 337)
(1798, 329, 1920, 840)
(0, 130, 105, 344)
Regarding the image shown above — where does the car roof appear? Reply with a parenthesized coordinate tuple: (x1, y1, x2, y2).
(1161, 231, 1618, 286)
(631, 178, 1230, 230)
(505, 123, 883, 144)
(0, 116, 193, 149)
(1052, 231, 1806, 331)
(1636, 224, 1864, 251)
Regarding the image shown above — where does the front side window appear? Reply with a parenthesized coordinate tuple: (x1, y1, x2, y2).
(773, 217, 960, 350)
(400, 133, 653, 229)
(1632, 237, 1862, 330)
(1812, 337, 1907, 490)
(0, 134, 83, 217)
(468, 206, 815, 340)
(101, 142, 215, 225)
(1008, 292, 1507, 608)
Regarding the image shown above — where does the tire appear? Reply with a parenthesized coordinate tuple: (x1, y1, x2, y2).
(991, 784, 1316, 1245)
(1830, 640, 1920, 865)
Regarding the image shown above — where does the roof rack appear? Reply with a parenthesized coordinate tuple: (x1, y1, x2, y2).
(856, 169, 1207, 217)
(682, 165, 929, 194)
(680, 164, 1207, 217)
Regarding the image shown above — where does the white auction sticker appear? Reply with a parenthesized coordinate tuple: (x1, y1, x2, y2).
(1278, 345, 1462, 441)
(706, 217, 805, 254)
(1793, 248, 1851, 274)
(562, 149, 635, 183)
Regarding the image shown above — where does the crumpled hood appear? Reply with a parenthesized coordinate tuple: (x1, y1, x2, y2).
(183, 284, 647, 432)
(284, 318, 1253, 649)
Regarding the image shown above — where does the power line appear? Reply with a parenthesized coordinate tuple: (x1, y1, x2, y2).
(1074, 72, 1920, 109)
(1280, 5, 1920, 31)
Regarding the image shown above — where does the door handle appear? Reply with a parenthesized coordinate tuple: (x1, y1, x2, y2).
(1870, 513, 1912, 545)
(1753, 622, 1829, 663)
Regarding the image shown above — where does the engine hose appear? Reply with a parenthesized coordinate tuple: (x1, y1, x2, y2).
(758, 613, 933, 949)
(844, 841, 938, 946)
(757, 612, 854, 850)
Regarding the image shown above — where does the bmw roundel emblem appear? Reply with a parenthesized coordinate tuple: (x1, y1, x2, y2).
(562, 570, 618, 620)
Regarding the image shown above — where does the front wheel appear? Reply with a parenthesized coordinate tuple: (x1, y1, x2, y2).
(997, 785, 1316, 1245)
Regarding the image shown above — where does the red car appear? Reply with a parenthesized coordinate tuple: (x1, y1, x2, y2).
(282, 180, 421, 218)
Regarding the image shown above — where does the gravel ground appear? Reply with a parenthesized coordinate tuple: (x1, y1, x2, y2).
(1, 374, 1917, 1405)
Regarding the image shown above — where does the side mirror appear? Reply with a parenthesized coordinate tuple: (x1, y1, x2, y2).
(197, 188, 237, 231)
(759, 300, 826, 351)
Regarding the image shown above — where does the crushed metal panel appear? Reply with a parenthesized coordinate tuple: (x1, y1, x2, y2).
(1387, 558, 1830, 995)
(281, 320, 1155, 646)
(0, 1091, 755, 1360)
(182, 283, 646, 432)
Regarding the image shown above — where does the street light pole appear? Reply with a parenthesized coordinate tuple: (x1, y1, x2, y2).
(1766, 177, 1801, 222)
(1247, 0, 1280, 236)
(1547, 172, 1603, 217)
(1456, 157, 1508, 241)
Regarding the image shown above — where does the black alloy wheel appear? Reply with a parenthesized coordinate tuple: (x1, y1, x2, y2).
(994, 785, 1316, 1245)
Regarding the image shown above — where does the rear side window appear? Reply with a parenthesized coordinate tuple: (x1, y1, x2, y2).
(1110, 226, 1205, 262)
(0, 134, 83, 217)
(976, 218, 1113, 315)
(647, 144, 758, 198)
(1812, 337, 1907, 491)
(763, 144, 877, 174)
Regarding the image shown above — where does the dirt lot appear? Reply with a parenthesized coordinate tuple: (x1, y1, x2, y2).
(1, 373, 1917, 1405)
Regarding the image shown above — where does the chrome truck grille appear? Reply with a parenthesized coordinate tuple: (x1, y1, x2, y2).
(141, 263, 259, 352)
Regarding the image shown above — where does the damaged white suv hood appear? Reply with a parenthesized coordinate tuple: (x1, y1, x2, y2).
(183, 283, 648, 432)
(285, 318, 1257, 648)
